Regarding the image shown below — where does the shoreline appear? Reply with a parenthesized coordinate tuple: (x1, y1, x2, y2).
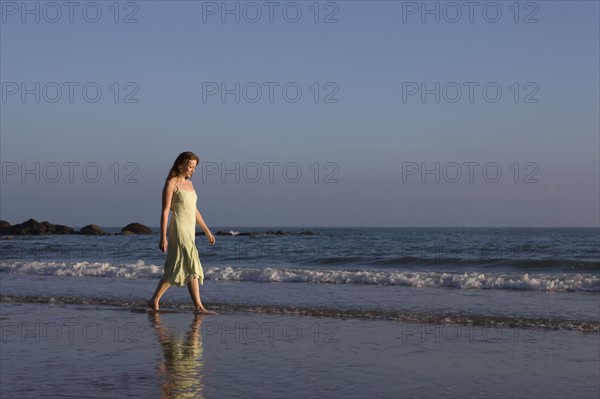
(2, 294, 598, 333)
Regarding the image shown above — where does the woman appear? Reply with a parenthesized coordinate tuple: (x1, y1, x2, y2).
(148, 151, 216, 315)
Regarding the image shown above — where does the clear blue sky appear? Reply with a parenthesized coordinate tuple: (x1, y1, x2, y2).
(1, 0, 598, 227)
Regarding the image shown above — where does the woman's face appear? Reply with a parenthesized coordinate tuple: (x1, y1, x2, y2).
(181, 160, 197, 179)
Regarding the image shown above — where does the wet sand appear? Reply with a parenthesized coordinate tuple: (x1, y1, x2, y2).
(1, 302, 598, 398)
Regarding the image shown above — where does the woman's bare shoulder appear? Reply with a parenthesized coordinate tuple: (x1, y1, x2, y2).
(164, 178, 178, 191)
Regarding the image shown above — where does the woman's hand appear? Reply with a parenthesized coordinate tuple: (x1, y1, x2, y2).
(159, 237, 168, 253)
(207, 232, 216, 246)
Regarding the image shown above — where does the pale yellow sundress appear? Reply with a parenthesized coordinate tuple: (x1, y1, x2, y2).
(162, 184, 204, 287)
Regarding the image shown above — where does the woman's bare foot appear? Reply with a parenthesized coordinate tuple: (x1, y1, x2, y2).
(147, 300, 159, 311)
(194, 306, 217, 315)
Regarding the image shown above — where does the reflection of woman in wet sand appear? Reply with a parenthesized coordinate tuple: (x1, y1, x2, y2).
(150, 313, 205, 399)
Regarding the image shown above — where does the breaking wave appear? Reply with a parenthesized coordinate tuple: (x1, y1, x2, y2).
(1, 261, 598, 292)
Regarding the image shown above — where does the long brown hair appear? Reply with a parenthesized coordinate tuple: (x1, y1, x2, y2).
(165, 151, 200, 182)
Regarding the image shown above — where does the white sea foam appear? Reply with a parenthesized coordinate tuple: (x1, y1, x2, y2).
(0, 260, 164, 279)
(1, 261, 598, 292)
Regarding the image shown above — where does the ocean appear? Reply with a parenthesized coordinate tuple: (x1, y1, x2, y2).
(1, 227, 599, 398)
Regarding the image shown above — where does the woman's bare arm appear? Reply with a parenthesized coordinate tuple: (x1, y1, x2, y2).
(195, 208, 211, 234)
(195, 207, 215, 245)
(159, 180, 175, 252)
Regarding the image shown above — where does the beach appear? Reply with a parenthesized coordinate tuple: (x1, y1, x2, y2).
(1, 301, 598, 399)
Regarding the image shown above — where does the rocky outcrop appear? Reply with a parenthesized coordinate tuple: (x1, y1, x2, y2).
(0, 219, 316, 237)
(266, 230, 291, 235)
(2, 218, 69, 235)
(121, 223, 153, 235)
(42, 221, 74, 235)
(200, 230, 316, 237)
(0, 220, 10, 234)
(80, 224, 107, 235)
(238, 232, 260, 237)
(215, 230, 239, 236)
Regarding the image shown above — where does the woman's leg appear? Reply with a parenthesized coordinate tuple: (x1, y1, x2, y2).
(148, 278, 170, 310)
(187, 277, 216, 315)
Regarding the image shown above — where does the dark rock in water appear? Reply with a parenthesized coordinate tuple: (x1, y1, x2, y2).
(6, 218, 47, 235)
(54, 224, 75, 234)
(41, 221, 54, 233)
(0, 220, 10, 234)
(238, 232, 260, 237)
(266, 230, 291, 236)
(198, 229, 313, 237)
(121, 223, 153, 235)
(80, 224, 106, 235)
(2, 219, 75, 235)
(40, 221, 74, 235)
(0, 220, 307, 237)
